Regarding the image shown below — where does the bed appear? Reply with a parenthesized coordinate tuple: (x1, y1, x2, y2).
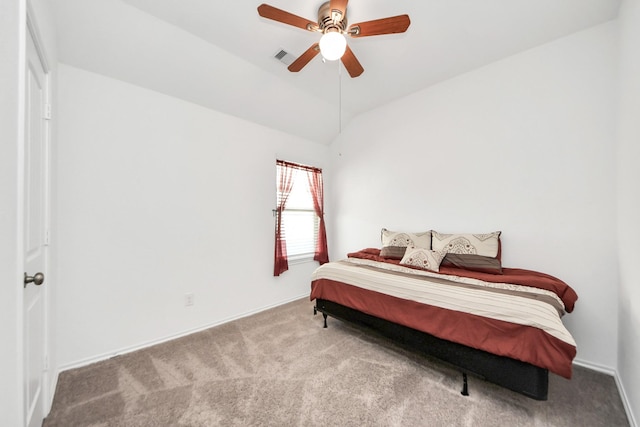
(310, 230, 578, 400)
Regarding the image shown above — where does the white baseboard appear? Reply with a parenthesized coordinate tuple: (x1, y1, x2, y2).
(613, 371, 638, 427)
(573, 359, 637, 427)
(55, 293, 309, 374)
(573, 358, 616, 375)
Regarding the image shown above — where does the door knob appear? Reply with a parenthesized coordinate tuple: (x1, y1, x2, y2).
(24, 272, 45, 288)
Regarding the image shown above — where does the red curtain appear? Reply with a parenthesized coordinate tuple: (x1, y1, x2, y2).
(274, 162, 294, 276)
(307, 168, 329, 265)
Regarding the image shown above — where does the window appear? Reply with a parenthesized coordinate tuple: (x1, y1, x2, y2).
(274, 160, 328, 276)
(279, 166, 318, 261)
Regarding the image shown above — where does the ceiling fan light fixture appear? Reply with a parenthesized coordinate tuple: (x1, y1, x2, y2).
(319, 31, 346, 61)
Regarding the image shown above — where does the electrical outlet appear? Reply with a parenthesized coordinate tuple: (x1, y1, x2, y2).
(185, 292, 194, 307)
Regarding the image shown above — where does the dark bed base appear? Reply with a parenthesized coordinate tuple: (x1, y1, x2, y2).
(314, 298, 549, 400)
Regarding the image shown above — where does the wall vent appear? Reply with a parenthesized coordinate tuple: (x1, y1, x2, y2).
(273, 49, 295, 66)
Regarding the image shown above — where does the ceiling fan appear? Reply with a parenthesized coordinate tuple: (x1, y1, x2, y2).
(257, 1, 410, 78)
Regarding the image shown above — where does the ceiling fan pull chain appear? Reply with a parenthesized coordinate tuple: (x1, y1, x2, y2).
(338, 61, 342, 134)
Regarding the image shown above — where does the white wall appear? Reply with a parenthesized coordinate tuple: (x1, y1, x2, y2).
(617, 1, 640, 425)
(329, 23, 618, 369)
(0, 1, 25, 425)
(56, 64, 330, 368)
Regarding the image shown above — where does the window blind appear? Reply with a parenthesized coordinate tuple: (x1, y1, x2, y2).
(277, 164, 318, 261)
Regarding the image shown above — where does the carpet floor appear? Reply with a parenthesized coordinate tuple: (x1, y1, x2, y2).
(44, 298, 629, 426)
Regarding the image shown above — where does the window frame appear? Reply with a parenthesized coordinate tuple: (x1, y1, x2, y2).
(276, 161, 319, 263)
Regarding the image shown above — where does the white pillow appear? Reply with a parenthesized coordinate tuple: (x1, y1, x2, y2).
(381, 228, 431, 249)
(432, 231, 501, 258)
(400, 246, 445, 272)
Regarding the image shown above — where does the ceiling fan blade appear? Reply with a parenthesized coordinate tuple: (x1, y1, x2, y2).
(348, 14, 411, 37)
(341, 45, 364, 78)
(288, 43, 320, 72)
(329, 0, 349, 20)
(257, 4, 318, 32)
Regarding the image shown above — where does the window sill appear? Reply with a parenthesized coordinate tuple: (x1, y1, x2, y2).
(288, 256, 315, 265)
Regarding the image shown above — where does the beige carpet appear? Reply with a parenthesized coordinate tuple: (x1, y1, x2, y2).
(44, 298, 629, 426)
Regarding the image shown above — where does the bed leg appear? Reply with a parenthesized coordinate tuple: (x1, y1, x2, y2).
(313, 306, 317, 315)
(461, 372, 469, 396)
(323, 313, 328, 328)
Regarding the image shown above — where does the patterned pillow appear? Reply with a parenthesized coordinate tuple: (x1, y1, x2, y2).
(400, 246, 446, 272)
(381, 228, 432, 249)
(432, 231, 501, 258)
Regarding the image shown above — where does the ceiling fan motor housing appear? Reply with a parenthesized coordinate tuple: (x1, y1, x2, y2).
(318, 1, 347, 33)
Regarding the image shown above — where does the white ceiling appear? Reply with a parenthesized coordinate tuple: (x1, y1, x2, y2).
(53, 0, 621, 144)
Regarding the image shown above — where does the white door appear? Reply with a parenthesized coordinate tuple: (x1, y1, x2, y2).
(23, 24, 49, 427)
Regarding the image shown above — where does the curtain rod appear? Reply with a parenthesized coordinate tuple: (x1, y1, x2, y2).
(276, 159, 322, 173)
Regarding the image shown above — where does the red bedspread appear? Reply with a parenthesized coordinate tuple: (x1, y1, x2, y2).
(310, 249, 578, 378)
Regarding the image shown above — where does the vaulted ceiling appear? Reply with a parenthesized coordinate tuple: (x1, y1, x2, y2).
(53, 0, 621, 144)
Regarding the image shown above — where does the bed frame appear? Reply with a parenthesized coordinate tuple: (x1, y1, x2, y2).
(314, 298, 549, 400)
